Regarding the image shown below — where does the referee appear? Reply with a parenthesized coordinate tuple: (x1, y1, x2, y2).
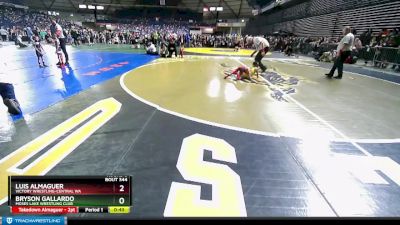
(325, 26, 354, 79)
(50, 19, 69, 65)
(249, 36, 270, 72)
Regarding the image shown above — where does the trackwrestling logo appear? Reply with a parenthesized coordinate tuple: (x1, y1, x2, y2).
(1, 216, 65, 225)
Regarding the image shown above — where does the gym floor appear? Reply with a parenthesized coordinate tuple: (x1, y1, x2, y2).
(0, 43, 400, 217)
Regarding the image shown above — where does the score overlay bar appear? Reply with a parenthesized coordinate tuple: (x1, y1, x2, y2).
(8, 176, 132, 211)
(10, 206, 131, 214)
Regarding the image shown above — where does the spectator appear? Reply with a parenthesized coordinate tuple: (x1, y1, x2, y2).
(391, 46, 400, 72)
(71, 28, 80, 46)
(0, 27, 8, 41)
(167, 38, 177, 58)
(160, 42, 168, 57)
(360, 28, 373, 46)
(25, 26, 33, 44)
(146, 42, 157, 55)
(319, 50, 335, 62)
(16, 34, 28, 48)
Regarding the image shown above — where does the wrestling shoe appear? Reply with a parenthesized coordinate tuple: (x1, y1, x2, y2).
(4, 98, 22, 115)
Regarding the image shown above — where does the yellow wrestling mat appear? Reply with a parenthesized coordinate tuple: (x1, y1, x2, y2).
(184, 47, 272, 56)
(121, 57, 400, 140)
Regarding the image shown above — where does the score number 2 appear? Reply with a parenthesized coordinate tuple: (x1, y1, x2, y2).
(164, 134, 247, 217)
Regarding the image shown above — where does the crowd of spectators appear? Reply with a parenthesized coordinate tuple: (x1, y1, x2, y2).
(0, 5, 76, 44)
(187, 34, 245, 48)
(68, 19, 190, 47)
(1, 4, 399, 71)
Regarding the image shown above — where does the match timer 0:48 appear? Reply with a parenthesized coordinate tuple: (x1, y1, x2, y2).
(108, 206, 130, 214)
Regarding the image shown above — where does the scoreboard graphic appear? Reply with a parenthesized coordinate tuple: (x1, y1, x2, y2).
(7, 176, 132, 215)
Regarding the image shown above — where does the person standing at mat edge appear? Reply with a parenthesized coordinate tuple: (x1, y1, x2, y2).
(50, 19, 69, 65)
(249, 36, 270, 72)
(0, 61, 22, 115)
(325, 26, 355, 79)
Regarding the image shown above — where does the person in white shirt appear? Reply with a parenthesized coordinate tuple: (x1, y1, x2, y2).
(113, 36, 119, 44)
(50, 19, 69, 65)
(325, 26, 355, 79)
(248, 36, 270, 72)
(0, 62, 21, 115)
(16, 34, 28, 48)
(146, 42, 157, 55)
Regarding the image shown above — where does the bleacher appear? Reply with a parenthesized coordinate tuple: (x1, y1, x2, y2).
(245, 0, 400, 38)
(308, 0, 395, 17)
(282, 2, 309, 21)
(332, 1, 400, 36)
